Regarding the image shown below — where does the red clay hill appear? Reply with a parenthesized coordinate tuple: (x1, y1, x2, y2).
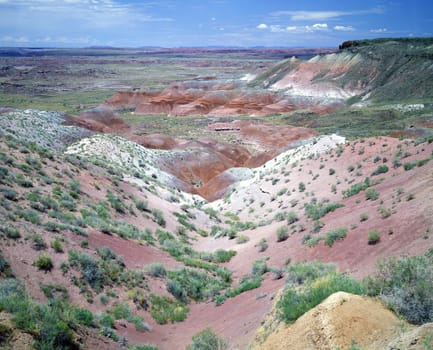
(66, 107, 317, 200)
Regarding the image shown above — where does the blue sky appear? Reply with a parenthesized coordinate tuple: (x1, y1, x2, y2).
(1, 0, 432, 48)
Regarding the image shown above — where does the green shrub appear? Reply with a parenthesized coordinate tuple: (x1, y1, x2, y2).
(236, 235, 249, 244)
(365, 188, 379, 200)
(16, 209, 41, 224)
(276, 226, 289, 242)
(1, 187, 18, 201)
(51, 238, 64, 253)
(371, 164, 389, 176)
(31, 233, 47, 250)
(187, 327, 227, 350)
(359, 213, 369, 222)
(152, 209, 166, 227)
(324, 228, 348, 247)
(252, 258, 268, 276)
(368, 230, 381, 244)
(286, 211, 299, 224)
(167, 267, 227, 302)
(342, 178, 370, 198)
(298, 182, 306, 192)
(34, 253, 54, 271)
(304, 199, 344, 220)
(106, 191, 126, 214)
(145, 263, 166, 278)
(149, 294, 189, 324)
(0, 226, 21, 239)
(256, 238, 268, 252)
(128, 345, 159, 350)
(364, 250, 433, 324)
(135, 199, 149, 212)
(278, 270, 365, 323)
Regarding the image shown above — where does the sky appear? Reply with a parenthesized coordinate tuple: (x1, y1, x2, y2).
(1, 0, 432, 48)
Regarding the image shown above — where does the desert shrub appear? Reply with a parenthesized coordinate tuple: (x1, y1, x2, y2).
(51, 239, 64, 253)
(149, 294, 189, 324)
(1, 187, 18, 201)
(278, 267, 365, 323)
(0, 256, 13, 278)
(342, 178, 370, 198)
(16, 209, 41, 224)
(256, 238, 268, 252)
(187, 327, 227, 350)
(304, 199, 344, 220)
(379, 207, 392, 219)
(371, 164, 389, 176)
(329, 168, 336, 175)
(285, 261, 336, 286)
(31, 233, 47, 250)
(166, 279, 188, 303)
(276, 226, 289, 242)
(274, 211, 286, 222)
(298, 182, 306, 192)
(135, 199, 149, 212)
(359, 213, 369, 222)
(167, 267, 226, 302)
(324, 228, 348, 247)
(145, 263, 166, 278)
(251, 258, 268, 276)
(128, 345, 159, 350)
(0, 225, 21, 239)
(368, 230, 381, 244)
(68, 250, 105, 290)
(365, 188, 379, 200)
(364, 250, 433, 324)
(34, 253, 53, 271)
(152, 209, 166, 227)
(236, 235, 249, 244)
(106, 191, 126, 214)
(286, 211, 299, 224)
(205, 249, 236, 263)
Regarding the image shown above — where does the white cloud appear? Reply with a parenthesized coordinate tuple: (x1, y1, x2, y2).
(264, 23, 330, 34)
(0, 35, 30, 43)
(270, 25, 285, 33)
(334, 25, 355, 31)
(370, 28, 387, 33)
(271, 7, 384, 21)
(308, 23, 328, 31)
(257, 23, 268, 29)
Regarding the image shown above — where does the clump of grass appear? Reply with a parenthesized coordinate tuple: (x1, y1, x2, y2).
(324, 228, 348, 247)
(34, 253, 54, 271)
(276, 226, 289, 242)
(368, 230, 381, 244)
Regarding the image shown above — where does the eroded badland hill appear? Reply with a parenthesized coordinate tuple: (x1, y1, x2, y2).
(0, 38, 432, 349)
